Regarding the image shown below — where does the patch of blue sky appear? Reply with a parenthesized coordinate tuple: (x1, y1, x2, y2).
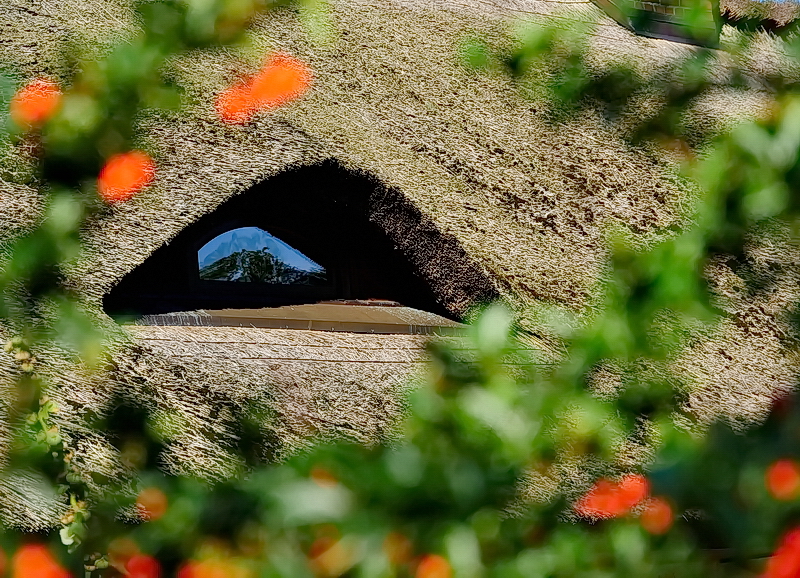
(198, 227, 325, 272)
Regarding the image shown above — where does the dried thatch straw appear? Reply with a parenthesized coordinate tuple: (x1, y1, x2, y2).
(0, 0, 798, 530)
(720, 0, 800, 30)
(120, 325, 427, 458)
(0, 0, 786, 312)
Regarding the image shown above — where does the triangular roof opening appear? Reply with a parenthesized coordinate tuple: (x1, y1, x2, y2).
(103, 162, 494, 325)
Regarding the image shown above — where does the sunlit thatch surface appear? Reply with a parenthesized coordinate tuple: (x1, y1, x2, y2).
(0, 0, 787, 312)
(0, 0, 731, 311)
(0, 0, 799, 530)
(0, 322, 435, 530)
(720, 0, 800, 29)
(114, 325, 430, 476)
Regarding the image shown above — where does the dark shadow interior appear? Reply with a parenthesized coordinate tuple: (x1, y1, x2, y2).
(103, 162, 455, 319)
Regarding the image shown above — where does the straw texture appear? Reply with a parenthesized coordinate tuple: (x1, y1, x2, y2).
(113, 325, 428, 477)
(720, 0, 800, 29)
(0, 0, 797, 530)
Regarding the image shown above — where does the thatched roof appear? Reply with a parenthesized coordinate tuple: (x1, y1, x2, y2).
(720, 0, 800, 31)
(9, 0, 778, 312)
(116, 324, 428, 475)
(0, 0, 798, 530)
(0, 0, 788, 314)
(2, 0, 706, 311)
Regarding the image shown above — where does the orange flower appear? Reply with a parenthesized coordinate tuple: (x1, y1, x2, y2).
(215, 83, 255, 125)
(415, 554, 451, 578)
(10, 79, 61, 128)
(97, 150, 155, 203)
(575, 479, 624, 518)
(763, 527, 800, 578)
(575, 474, 649, 519)
(136, 487, 168, 521)
(618, 473, 649, 509)
(767, 459, 800, 501)
(250, 53, 311, 109)
(126, 554, 161, 578)
(12, 544, 70, 578)
(216, 53, 311, 124)
(640, 497, 673, 535)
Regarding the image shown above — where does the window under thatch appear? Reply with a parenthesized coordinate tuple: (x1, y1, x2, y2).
(103, 163, 467, 322)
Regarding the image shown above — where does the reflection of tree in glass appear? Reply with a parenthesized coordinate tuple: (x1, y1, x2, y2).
(199, 248, 327, 285)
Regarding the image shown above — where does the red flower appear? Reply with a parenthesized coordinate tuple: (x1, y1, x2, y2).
(126, 555, 161, 578)
(767, 460, 800, 501)
(216, 52, 311, 124)
(10, 79, 61, 128)
(97, 150, 155, 204)
(763, 527, 800, 578)
(415, 554, 451, 578)
(12, 544, 70, 578)
(640, 497, 673, 535)
(177, 562, 199, 578)
(575, 474, 649, 519)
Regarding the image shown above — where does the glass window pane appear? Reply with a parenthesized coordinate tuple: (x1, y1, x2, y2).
(198, 227, 327, 285)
